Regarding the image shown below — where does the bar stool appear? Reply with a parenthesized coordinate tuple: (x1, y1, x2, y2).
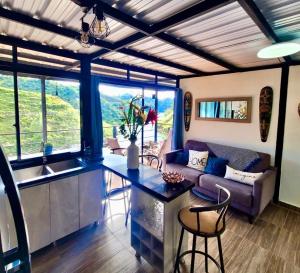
(174, 185, 231, 273)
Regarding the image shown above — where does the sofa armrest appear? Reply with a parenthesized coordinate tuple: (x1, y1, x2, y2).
(252, 167, 276, 217)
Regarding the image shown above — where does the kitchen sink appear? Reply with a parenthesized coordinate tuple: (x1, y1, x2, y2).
(47, 158, 84, 173)
(14, 165, 52, 182)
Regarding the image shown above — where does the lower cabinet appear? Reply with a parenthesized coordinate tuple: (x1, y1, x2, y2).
(2, 169, 102, 253)
(79, 170, 102, 228)
(50, 176, 79, 242)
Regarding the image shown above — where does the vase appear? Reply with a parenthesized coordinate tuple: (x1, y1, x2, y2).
(127, 140, 139, 170)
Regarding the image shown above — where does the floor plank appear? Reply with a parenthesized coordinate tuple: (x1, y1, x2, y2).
(31, 192, 300, 273)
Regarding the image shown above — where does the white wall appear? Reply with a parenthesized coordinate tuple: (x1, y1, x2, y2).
(279, 66, 300, 207)
(180, 69, 282, 164)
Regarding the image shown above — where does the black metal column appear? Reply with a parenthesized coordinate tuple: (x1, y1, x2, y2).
(12, 46, 21, 160)
(80, 58, 92, 152)
(274, 65, 290, 202)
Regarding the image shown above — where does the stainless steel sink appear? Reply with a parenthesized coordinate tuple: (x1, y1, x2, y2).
(14, 165, 51, 182)
(47, 158, 84, 173)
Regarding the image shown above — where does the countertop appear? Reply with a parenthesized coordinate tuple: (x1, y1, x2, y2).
(15, 154, 194, 202)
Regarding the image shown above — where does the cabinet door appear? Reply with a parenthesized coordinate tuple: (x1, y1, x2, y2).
(50, 176, 79, 241)
(2, 184, 50, 253)
(20, 184, 51, 253)
(79, 170, 102, 228)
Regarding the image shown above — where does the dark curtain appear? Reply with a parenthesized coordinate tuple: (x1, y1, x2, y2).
(90, 76, 103, 159)
(172, 88, 183, 150)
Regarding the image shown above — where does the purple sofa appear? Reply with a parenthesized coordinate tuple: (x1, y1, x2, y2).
(164, 140, 276, 222)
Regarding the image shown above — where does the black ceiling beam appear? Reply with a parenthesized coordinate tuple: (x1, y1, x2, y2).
(178, 63, 288, 79)
(0, 60, 80, 79)
(119, 48, 204, 75)
(0, 35, 84, 60)
(92, 59, 178, 79)
(150, 0, 235, 34)
(93, 1, 151, 34)
(0, 48, 76, 66)
(237, 0, 292, 63)
(91, 0, 238, 71)
(156, 33, 238, 71)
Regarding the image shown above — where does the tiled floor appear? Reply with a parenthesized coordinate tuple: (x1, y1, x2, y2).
(32, 190, 300, 273)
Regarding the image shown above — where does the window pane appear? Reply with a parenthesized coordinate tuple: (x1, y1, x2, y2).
(157, 91, 174, 141)
(45, 79, 80, 152)
(99, 83, 142, 153)
(18, 75, 43, 157)
(0, 72, 16, 159)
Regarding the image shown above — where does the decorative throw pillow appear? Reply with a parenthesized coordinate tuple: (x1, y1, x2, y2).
(204, 157, 228, 177)
(174, 150, 189, 165)
(224, 165, 263, 185)
(187, 150, 208, 171)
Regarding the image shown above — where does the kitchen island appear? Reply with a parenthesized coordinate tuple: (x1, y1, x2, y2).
(102, 154, 194, 273)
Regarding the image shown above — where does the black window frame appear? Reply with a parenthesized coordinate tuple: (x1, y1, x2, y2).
(0, 46, 82, 165)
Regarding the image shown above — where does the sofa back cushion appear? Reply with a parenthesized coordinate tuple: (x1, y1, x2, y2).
(184, 140, 270, 172)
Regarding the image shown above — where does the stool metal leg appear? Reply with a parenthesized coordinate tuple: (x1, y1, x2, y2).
(173, 227, 184, 273)
(217, 235, 225, 273)
(205, 237, 208, 273)
(190, 234, 197, 273)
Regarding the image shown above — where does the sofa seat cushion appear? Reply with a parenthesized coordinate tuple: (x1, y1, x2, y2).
(166, 163, 203, 184)
(199, 174, 253, 208)
(179, 207, 223, 234)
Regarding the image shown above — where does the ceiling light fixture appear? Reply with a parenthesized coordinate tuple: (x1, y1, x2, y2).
(76, 19, 94, 48)
(71, 1, 110, 48)
(257, 42, 300, 59)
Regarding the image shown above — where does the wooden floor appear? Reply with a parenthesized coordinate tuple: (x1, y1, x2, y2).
(31, 192, 300, 273)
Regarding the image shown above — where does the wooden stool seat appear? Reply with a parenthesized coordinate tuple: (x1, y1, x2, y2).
(174, 185, 231, 273)
(179, 207, 223, 234)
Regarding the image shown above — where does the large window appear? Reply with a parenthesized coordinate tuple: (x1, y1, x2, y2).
(0, 71, 80, 159)
(100, 83, 175, 154)
(0, 72, 16, 159)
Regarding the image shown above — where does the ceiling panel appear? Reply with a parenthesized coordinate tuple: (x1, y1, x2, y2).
(167, 1, 280, 67)
(254, 0, 300, 61)
(102, 51, 191, 75)
(129, 37, 228, 72)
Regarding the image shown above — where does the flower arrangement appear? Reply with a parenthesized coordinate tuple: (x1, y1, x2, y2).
(119, 95, 158, 142)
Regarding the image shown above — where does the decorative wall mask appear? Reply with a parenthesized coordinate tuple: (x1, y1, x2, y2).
(184, 92, 192, 131)
(259, 86, 273, 142)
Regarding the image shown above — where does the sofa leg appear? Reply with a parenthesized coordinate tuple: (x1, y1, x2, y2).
(248, 216, 255, 224)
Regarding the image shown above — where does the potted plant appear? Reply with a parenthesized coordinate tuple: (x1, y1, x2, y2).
(119, 95, 157, 169)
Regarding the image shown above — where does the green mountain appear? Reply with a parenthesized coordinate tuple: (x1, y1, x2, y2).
(0, 87, 80, 157)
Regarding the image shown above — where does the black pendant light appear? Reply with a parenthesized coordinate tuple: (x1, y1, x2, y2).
(90, 5, 110, 39)
(76, 19, 94, 48)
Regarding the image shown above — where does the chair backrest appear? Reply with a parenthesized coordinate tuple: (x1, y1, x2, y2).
(139, 155, 162, 171)
(190, 184, 231, 235)
(106, 138, 124, 156)
(0, 146, 31, 272)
